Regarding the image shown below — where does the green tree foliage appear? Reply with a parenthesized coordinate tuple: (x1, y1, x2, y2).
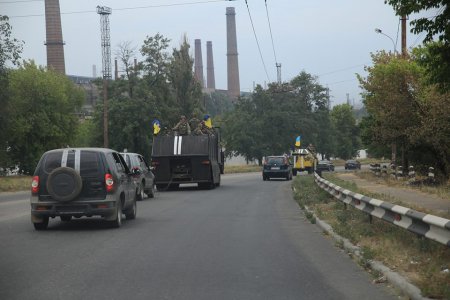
(330, 104, 360, 160)
(222, 72, 335, 164)
(204, 91, 234, 117)
(7, 62, 83, 173)
(385, 1, 450, 91)
(0, 15, 23, 171)
(359, 49, 450, 178)
(168, 35, 203, 117)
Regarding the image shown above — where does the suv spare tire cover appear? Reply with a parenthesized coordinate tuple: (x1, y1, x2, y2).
(46, 167, 83, 202)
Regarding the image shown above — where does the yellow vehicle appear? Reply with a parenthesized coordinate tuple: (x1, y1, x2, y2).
(292, 148, 316, 175)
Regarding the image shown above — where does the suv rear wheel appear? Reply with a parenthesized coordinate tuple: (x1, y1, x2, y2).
(125, 199, 137, 220)
(108, 201, 122, 228)
(33, 217, 49, 230)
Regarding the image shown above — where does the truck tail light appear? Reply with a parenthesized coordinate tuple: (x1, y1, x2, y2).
(151, 161, 160, 168)
(105, 173, 114, 192)
(201, 160, 210, 165)
(31, 176, 39, 194)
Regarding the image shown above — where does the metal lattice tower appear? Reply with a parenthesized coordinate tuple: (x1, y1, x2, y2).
(97, 6, 112, 79)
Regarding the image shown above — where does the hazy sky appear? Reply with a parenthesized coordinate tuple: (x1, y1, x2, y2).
(2, 0, 432, 106)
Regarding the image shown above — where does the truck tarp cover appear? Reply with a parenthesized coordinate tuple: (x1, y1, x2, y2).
(152, 135, 216, 156)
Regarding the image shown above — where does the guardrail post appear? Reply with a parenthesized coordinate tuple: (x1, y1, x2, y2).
(390, 164, 396, 179)
(381, 165, 388, 176)
(396, 166, 404, 180)
(408, 165, 415, 181)
(375, 163, 381, 177)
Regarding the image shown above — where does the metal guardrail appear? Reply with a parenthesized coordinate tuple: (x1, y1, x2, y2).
(314, 173, 450, 247)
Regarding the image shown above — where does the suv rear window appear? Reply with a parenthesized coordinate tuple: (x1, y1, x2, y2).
(80, 151, 101, 176)
(42, 150, 101, 176)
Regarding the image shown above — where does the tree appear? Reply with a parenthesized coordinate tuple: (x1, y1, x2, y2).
(385, 1, 450, 91)
(330, 104, 360, 160)
(115, 41, 138, 97)
(168, 35, 203, 118)
(358, 51, 422, 166)
(7, 62, 83, 173)
(0, 15, 23, 171)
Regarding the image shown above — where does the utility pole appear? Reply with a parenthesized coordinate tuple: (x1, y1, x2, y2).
(401, 15, 407, 56)
(276, 63, 281, 84)
(97, 6, 112, 148)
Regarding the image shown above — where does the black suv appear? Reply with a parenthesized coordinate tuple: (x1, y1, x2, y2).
(30, 148, 137, 230)
(262, 155, 293, 181)
(120, 152, 155, 200)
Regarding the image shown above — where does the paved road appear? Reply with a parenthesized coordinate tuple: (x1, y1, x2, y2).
(0, 173, 395, 300)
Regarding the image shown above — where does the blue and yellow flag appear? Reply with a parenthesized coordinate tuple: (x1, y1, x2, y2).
(295, 136, 301, 147)
(204, 114, 212, 128)
(153, 119, 161, 135)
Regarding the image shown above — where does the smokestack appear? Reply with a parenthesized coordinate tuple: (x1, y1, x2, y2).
(93, 64, 97, 78)
(226, 7, 240, 100)
(206, 41, 215, 90)
(44, 0, 66, 74)
(194, 39, 204, 88)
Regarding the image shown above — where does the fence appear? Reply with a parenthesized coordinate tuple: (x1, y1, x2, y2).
(314, 173, 450, 246)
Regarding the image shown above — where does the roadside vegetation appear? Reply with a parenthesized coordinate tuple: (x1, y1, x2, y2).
(224, 165, 260, 174)
(292, 175, 450, 299)
(0, 176, 31, 192)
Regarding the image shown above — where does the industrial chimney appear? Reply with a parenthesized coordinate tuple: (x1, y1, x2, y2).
(194, 39, 204, 88)
(226, 7, 240, 100)
(206, 41, 215, 91)
(44, 0, 66, 74)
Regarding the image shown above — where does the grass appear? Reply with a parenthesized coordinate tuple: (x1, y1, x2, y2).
(356, 171, 450, 201)
(224, 165, 261, 174)
(0, 176, 31, 192)
(292, 175, 450, 299)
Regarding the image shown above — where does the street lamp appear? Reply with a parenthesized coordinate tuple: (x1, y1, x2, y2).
(375, 28, 397, 54)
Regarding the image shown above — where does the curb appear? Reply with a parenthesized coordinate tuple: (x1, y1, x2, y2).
(293, 187, 429, 300)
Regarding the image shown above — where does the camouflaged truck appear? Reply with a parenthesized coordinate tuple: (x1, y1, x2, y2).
(151, 131, 224, 190)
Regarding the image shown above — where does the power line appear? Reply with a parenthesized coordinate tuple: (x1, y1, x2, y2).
(264, 0, 277, 64)
(0, 0, 42, 3)
(326, 78, 358, 85)
(318, 64, 366, 77)
(7, 0, 235, 18)
(244, 0, 271, 82)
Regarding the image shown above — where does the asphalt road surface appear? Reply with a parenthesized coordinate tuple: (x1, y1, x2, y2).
(0, 173, 396, 300)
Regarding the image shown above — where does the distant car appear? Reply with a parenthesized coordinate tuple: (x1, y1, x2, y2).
(317, 160, 335, 171)
(120, 152, 155, 200)
(345, 159, 361, 170)
(30, 148, 137, 230)
(262, 155, 293, 181)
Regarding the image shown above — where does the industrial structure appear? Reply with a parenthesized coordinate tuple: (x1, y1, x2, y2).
(44, 0, 65, 74)
(226, 7, 240, 100)
(194, 39, 205, 88)
(206, 41, 216, 91)
(97, 6, 112, 80)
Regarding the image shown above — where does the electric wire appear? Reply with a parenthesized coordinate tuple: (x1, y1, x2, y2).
(395, 17, 400, 53)
(244, 0, 271, 82)
(7, 0, 235, 18)
(264, 0, 278, 65)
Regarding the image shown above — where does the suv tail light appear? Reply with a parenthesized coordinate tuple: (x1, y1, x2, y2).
(105, 173, 114, 192)
(31, 176, 39, 194)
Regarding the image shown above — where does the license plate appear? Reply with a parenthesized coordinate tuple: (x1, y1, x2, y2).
(271, 167, 280, 170)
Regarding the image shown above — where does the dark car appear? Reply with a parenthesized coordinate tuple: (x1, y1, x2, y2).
(120, 152, 155, 200)
(30, 148, 137, 230)
(262, 156, 293, 181)
(345, 159, 361, 170)
(317, 160, 335, 171)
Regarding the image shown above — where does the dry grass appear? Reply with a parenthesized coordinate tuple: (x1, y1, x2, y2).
(0, 176, 31, 192)
(293, 175, 450, 299)
(224, 165, 261, 174)
(356, 171, 450, 201)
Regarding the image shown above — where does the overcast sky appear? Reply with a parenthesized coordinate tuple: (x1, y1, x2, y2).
(2, 0, 433, 106)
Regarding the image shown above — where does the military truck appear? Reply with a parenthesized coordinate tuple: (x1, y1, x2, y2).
(292, 148, 316, 175)
(151, 131, 224, 190)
